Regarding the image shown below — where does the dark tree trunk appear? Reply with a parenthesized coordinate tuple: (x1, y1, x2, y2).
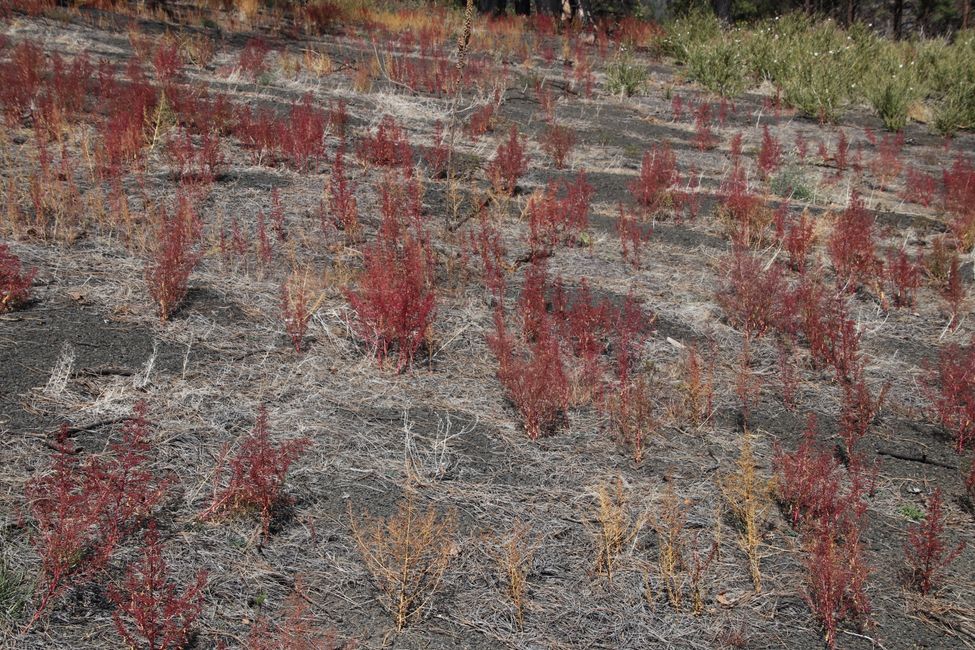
(892, 0, 904, 39)
(712, 0, 732, 22)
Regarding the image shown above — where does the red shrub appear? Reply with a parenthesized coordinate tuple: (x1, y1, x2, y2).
(109, 521, 207, 650)
(828, 193, 879, 291)
(784, 211, 815, 272)
(345, 209, 436, 370)
(491, 315, 569, 440)
(165, 129, 225, 185)
(269, 188, 286, 243)
(629, 143, 678, 215)
(540, 122, 575, 169)
(552, 281, 622, 398)
(25, 403, 166, 628)
(152, 41, 182, 83)
(869, 132, 903, 189)
(884, 247, 921, 308)
(487, 125, 528, 196)
(926, 337, 975, 454)
(527, 171, 593, 255)
(0, 243, 36, 313)
(838, 368, 887, 466)
(693, 102, 716, 151)
(327, 99, 348, 137)
(617, 203, 650, 269)
(97, 62, 158, 178)
(202, 406, 310, 537)
(942, 155, 975, 250)
(303, 1, 346, 33)
(282, 94, 327, 170)
(0, 40, 44, 123)
(941, 253, 966, 326)
(716, 248, 785, 338)
(324, 143, 358, 238)
(465, 103, 495, 142)
(774, 415, 842, 528)
(834, 130, 849, 174)
(803, 498, 871, 650)
(239, 38, 270, 79)
(248, 582, 352, 649)
(757, 124, 782, 179)
(901, 167, 939, 208)
(671, 94, 684, 122)
(470, 212, 506, 301)
(904, 489, 965, 596)
(281, 272, 316, 353)
(145, 195, 203, 321)
(358, 115, 412, 169)
(43, 52, 91, 125)
(794, 132, 809, 162)
(424, 121, 449, 177)
(719, 165, 767, 247)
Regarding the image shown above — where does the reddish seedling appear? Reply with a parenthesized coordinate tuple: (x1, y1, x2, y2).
(109, 521, 207, 650)
(757, 125, 782, 179)
(358, 115, 413, 169)
(0, 243, 36, 313)
(345, 207, 436, 371)
(904, 489, 965, 596)
(540, 122, 575, 169)
(487, 125, 527, 196)
(884, 247, 921, 309)
(202, 406, 310, 538)
(145, 195, 203, 321)
(828, 193, 879, 292)
(24, 403, 167, 629)
(716, 248, 786, 338)
(926, 337, 975, 454)
(629, 144, 678, 215)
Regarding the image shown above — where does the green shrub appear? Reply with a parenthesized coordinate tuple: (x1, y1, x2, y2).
(865, 57, 919, 131)
(606, 55, 648, 97)
(686, 32, 750, 97)
(663, 8, 722, 64)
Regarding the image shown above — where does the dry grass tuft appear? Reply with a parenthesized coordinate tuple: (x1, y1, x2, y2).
(719, 431, 771, 592)
(350, 493, 457, 630)
(591, 477, 644, 582)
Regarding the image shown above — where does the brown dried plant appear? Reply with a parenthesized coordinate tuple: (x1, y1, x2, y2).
(678, 343, 714, 428)
(488, 519, 537, 631)
(350, 494, 457, 630)
(610, 373, 657, 465)
(653, 482, 687, 611)
(592, 477, 645, 582)
(720, 431, 770, 592)
(456, 0, 475, 71)
(650, 480, 719, 615)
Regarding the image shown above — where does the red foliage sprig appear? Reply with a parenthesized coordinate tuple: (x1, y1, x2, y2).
(0, 243, 36, 313)
(904, 489, 965, 596)
(202, 407, 310, 538)
(487, 125, 527, 196)
(109, 521, 207, 650)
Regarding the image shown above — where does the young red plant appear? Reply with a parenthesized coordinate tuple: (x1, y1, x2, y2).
(109, 521, 207, 650)
(345, 207, 436, 371)
(487, 126, 528, 196)
(904, 489, 965, 596)
(0, 243, 36, 313)
(202, 406, 310, 538)
(146, 195, 202, 321)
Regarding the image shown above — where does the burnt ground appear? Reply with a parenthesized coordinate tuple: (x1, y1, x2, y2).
(1, 4, 974, 649)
